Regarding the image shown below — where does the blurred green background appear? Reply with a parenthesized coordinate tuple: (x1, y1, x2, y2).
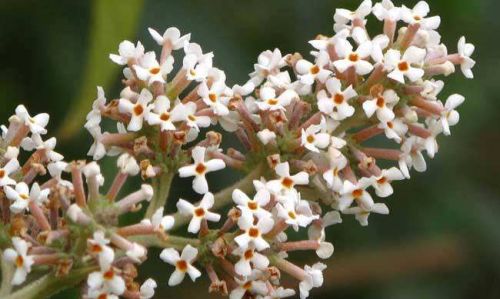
(0, 0, 499, 298)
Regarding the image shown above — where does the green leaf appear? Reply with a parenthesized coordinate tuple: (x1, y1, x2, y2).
(57, 0, 144, 140)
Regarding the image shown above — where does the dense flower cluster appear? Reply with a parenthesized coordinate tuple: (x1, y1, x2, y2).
(0, 1, 475, 299)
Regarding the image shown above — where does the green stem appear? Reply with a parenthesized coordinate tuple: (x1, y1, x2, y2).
(145, 171, 175, 219)
(0, 258, 14, 296)
(131, 235, 200, 250)
(171, 163, 266, 231)
(4, 266, 97, 299)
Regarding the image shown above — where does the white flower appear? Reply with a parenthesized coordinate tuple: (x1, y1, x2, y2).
(177, 192, 221, 233)
(160, 244, 201, 286)
(109, 40, 144, 65)
(401, 1, 441, 30)
(362, 89, 400, 122)
(88, 231, 115, 269)
(457, 37, 475, 79)
(85, 86, 106, 129)
(87, 126, 106, 160)
(301, 121, 331, 153)
(378, 119, 408, 143)
(295, 51, 332, 85)
(87, 268, 126, 296)
(351, 27, 389, 63)
(119, 88, 153, 131)
(266, 287, 296, 299)
(317, 77, 357, 121)
(230, 276, 268, 299)
(15, 105, 49, 135)
(299, 263, 326, 299)
(233, 245, 269, 276)
(267, 162, 309, 194)
(372, 167, 405, 197)
(338, 178, 375, 211)
(250, 48, 287, 86)
(323, 148, 348, 192)
(140, 278, 157, 299)
(3, 237, 34, 285)
(171, 102, 211, 132)
(441, 94, 465, 136)
(333, 0, 372, 32)
(146, 95, 176, 131)
(134, 52, 174, 85)
(399, 137, 427, 178)
(178, 146, 226, 194)
(232, 188, 272, 220)
(117, 153, 140, 175)
(0, 158, 20, 186)
(256, 87, 297, 111)
(276, 190, 319, 231)
(343, 203, 389, 226)
(148, 27, 190, 49)
(21, 134, 63, 162)
(372, 0, 401, 21)
(333, 40, 373, 75)
(198, 80, 230, 116)
(5, 182, 49, 214)
(257, 129, 277, 145)
(384, 47, 426, 83)
(141, 207, 175, 232)
(235, 214, 274, 251)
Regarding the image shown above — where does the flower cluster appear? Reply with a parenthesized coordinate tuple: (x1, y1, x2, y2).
(0, 1, 474, 299)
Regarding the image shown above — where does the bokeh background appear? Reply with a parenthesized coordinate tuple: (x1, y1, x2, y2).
(0, 0, 499, 298)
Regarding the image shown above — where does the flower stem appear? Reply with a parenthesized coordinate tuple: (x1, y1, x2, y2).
(145, 171, 174, 219)
(130, 234, 199, 250)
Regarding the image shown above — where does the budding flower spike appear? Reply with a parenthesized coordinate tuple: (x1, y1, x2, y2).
(0, 1, 476, 298)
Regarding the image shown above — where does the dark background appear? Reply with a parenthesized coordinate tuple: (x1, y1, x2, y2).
(0, 0, 499, 298)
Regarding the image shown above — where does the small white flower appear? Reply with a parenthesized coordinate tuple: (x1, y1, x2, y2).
(140, 278, 157, 299)
(399, 137, 427, 178)
(333, 40, 374, 75)
(384, 47, 426, 83)
(87, 126, 106, 160)
(87, 268, 126, 296)
(333, 0, 372, 32)
(109, 40, 144, 65)
(88, 231, 115, 269)
(235, 214, 274, 251)
(177, 192, 221, 233)
(160, 244, 201, 286)
(5, 182, 49, 214)
(141, 207, 175, 233)
(148, 27, 190, 49)
(171, 102, 211, 132)
(317, 77, 357, 121)
(257, 129, 277, 145)
(301, 122, 331, 153)
(338, 178, 375, 211)
(266, 287, 296, 299)
(371, 167, 405, 197)
(134, 51, 174, 85)
(21, 134, 63, 162)
(299, 263, 326, 299)
(230, 276, 268, 299)
(401, 1, 441, 30)
(3, 237, 34, 285)
(362, 89, 400, 122)
(15, 105, 49, 135)
(295, 51, 332, 85)
(256, 87, 298, 111)
(343, 202, 389, 226)
(119, 88, 153, 131)
(233, 245, 269, 276)
(457, 37, 475, 79)
(0, 158, 20, 186)
(378, 119, 408, 143)
(198, 80, 230, 116)
(267, 162, 309, 194)
(85, 86, 106, 129)
(372, 0, 401, 21)
(232, 188, 272, 220)
(117, 153, 140, 175)
(323, 148, 348, 192)
(178, 146, 226, 194)
(276, 190, 319, 231)
(440, 94, 465, 136)
(146, 95, 176, 131)
(250, 48, 287, 86)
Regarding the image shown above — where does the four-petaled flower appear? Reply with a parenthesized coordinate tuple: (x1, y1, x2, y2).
(160, 244, 201, 286)
(177, 192, 221, 233)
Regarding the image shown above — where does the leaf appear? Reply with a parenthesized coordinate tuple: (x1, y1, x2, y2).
(57, 0, 144, 140)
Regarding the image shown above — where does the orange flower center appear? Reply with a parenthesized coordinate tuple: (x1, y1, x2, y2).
(333, 93, 344, 104)
(352, 189, 363, 198)
(306, 135, 315, 144)
(244, 249, 254, 260)
(376, 97, 385, 108)
(176, 260, 188, 272)
(15, 255, 24, 267)
(281, 177, 294, 188)
(208, 93, 217, 103)
(348, 53, 359, 62)
(267, 99, 279, 105)
(194, 207, 205, 217)
(150, 67, 161, 75)
(248, 227, 260, 238)
(247, 201, 258, 210)
(160, 113, 170, 121)
(310, 65, 320, 75)
(133, 104, 144, 116)
(398, 61, 409, 72)
(195, 163, 206, 175)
